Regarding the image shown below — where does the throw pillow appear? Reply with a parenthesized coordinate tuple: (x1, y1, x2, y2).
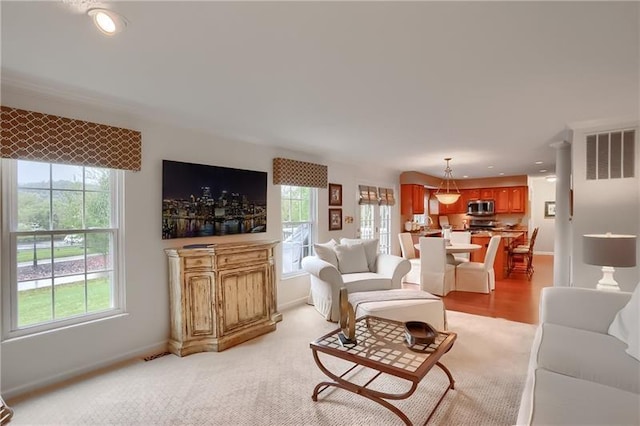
(314, 240, 338, 268)
(608, 283, 640, 361)
(340, 238, 379, 272)
(334, 243, 369, 274)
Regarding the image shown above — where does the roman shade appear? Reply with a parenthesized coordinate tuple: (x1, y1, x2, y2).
(358, 185, 379, 205)
(1, 106, 142, 171)
(378, 187, 396, 206)
(272, 157, 327, 188)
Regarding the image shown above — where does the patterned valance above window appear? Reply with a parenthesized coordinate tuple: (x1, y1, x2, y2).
(358, 185, 379, 205)
(272, 157, 328, 188)
(378, 187, 396, 206)
(1, 106, 142, 171)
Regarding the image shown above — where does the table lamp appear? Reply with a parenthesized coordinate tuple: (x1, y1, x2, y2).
(583, 233, 637, 291)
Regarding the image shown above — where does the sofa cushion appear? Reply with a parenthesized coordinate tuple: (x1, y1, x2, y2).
(313, 240, 338, 268)
(525, 368, 640, 425)
(334, 243, 369, 274)
(537, 323, 640, 394)
(342, 273, 393, 293)
(608, 283, 640, 361)
(340, 238, 379, 272)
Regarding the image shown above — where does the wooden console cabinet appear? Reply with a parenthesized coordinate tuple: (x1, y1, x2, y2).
(166, 240, 280, 356)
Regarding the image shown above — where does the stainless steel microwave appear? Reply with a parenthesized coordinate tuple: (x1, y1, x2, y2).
(467, 200, 495, 216)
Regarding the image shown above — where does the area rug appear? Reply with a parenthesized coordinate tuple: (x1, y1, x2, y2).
(8, 306, 536, 425)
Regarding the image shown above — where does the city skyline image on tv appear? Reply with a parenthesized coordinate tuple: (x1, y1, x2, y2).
(162, 160, 267, 239)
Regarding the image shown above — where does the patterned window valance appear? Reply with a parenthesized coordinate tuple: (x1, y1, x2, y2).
(358, 185, 379, 205)
(1, 106, 142, 171)
(378, 187, 396, 206)
(272, 157, 327, 188)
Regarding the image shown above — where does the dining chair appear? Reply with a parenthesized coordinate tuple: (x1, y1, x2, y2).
(398, 232, 420, 284)
(516, 227, 539, 249)
(419, 237, 455, 296)
(455, 235, 501, 293)
(508, 228, 538, 278)
(449, 231, 471, 264)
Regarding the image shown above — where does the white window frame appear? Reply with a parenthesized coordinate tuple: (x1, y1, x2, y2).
(1, 159, 126, 339)
(281, 185, 316, 277)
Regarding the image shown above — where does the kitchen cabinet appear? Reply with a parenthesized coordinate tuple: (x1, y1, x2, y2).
(467, 189, 481, 200)
(480, 189, 495, 200)
(509, 186, 527, 213)
(494, 186, 527, 214)
(401, 184, 425, 215)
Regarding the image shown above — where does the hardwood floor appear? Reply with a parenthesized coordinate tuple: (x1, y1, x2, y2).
(404, 254, 553, 325)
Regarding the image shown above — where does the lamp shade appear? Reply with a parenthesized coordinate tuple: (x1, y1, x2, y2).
(435, 192, 461, 205)
(583, 234, 637, 267)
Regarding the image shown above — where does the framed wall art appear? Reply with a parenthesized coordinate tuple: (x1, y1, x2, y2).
(329, 208, 343, 231)
(329, 183, 342, 206)
(544, 201, 556, 218)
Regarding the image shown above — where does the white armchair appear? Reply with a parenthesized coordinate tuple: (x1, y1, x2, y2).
(302, 250, 410, 322)
(419, 237, 455, 296)
(398, 232, 420, 284)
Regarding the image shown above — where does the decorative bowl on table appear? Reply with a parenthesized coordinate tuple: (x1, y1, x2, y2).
(404, 321, 437, 346)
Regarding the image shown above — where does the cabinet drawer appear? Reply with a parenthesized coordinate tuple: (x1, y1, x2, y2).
(184, 256, 213, 269)
(218, 249, 268, 268)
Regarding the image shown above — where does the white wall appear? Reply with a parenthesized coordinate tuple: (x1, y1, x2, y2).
(528, 176, 556, 254)
(0, 85, 400, 397)
(570, 120, 639, 291)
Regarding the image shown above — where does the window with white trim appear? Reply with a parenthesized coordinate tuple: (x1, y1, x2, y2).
(2, 159, 124, 338)
(281, 185, 316, 275)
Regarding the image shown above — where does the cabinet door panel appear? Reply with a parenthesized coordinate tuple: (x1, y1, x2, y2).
(185, 272, 215, 337)
(219, 266, 269, 334)
(494, 188, 510, 213)
(510, 187, 526, 213)
(412, 185, 425, 214)
(401, 184, 414, 215)
(480, 189, 495, 200)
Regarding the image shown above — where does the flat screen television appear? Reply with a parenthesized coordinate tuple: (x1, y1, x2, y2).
(162, 160, 267, 239)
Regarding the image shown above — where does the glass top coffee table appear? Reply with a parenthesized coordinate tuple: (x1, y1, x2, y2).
(310, 315, 457, 425)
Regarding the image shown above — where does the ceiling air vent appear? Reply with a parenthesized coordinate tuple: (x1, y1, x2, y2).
(586, 129, 635, 180)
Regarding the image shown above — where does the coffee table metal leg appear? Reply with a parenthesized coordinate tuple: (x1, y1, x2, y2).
(311, 350, 455, 426)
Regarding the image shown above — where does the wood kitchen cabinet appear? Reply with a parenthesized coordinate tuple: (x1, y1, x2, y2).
(480, 189, 495, 200)
(494, 186, 527, 214)
(165, 240, 280, 356)
(401, 184, 425, 215)
(509, 186, 527, 213)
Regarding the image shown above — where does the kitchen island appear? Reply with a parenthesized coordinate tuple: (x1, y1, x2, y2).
(470, 231, 525, 280)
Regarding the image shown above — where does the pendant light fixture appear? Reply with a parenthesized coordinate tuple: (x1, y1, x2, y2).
(435, 158, 461, 205)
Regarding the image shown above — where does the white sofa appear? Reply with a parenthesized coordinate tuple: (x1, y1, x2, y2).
(301, 239, 410, 322)
(517, 287, 640, 425)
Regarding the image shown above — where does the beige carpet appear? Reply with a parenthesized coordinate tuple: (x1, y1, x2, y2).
(8, 305, 536, 425)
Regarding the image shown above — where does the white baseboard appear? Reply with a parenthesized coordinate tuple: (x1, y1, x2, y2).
(277, 297, 309, 313)
(4, 341, 168, 400)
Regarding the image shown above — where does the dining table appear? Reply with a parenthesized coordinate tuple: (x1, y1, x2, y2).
(414, 242, 482, 264)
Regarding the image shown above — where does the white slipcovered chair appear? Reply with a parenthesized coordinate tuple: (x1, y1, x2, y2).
(398, 232, 420, 284)
(449, 231, 471, 264)
(419, 237, 455, 296)
(455, 235, 501, 294)
(301, 238, 410, 322)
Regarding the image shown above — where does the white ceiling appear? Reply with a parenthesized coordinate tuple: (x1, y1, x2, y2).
(2, 1, 638, 178)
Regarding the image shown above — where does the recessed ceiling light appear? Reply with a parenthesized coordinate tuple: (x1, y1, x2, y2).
(463, 175, 469, 178)
(88, 8, 127, 35)
(488, 165, 494, 169)
(540, 169, 547, 173)
(546, 175, 557, 182)
(499, 173, 505, 176)
(535, 161, 544, 165)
